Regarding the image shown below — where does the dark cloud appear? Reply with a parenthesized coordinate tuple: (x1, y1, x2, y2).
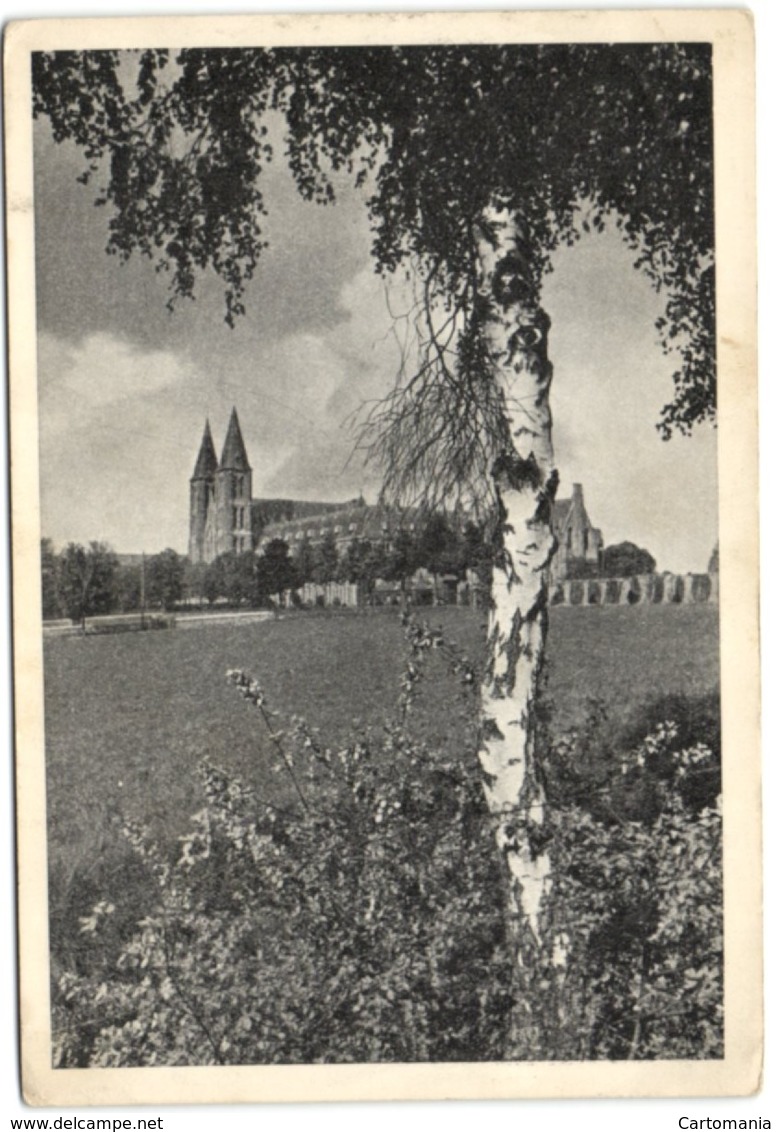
(33, 122, 373, 356)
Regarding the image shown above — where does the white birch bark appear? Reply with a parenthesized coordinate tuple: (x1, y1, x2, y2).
(475, 206, 560, 990)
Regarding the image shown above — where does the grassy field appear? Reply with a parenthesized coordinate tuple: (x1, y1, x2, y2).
(43, 604, 719, 940)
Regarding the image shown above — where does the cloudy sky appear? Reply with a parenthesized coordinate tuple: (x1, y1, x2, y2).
(34, 85, 718, 574)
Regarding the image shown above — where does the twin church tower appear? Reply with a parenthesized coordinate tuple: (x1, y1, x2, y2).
(188, 408, 254, 564)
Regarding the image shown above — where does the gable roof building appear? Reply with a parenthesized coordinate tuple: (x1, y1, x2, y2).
(550, 482, 603, 581)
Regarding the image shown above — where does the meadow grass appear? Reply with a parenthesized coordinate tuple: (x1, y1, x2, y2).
(43, 603, 719, 962)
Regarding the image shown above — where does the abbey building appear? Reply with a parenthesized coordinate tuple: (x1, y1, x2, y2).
(188, 410, 604, 581)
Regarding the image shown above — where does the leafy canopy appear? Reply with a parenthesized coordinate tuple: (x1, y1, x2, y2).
(34, 43, 715, 492)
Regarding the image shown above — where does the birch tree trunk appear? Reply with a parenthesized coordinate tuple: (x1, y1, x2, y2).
(475, 206, 562, 1054)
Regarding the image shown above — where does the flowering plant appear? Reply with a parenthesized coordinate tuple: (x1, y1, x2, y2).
(53, 616, 721, 1066)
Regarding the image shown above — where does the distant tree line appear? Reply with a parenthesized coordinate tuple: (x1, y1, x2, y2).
(189, 514, 496, 609)
(41, 527, 659, 621)
(40, 517, 494, 622)
(40, 539, 187, 624)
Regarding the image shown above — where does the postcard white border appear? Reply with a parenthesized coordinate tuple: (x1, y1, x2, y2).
(5, 7, 760, 1105)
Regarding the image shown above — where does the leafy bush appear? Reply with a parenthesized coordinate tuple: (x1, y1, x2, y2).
(52, 616, 722, 1066)
(542, 726, 722, 1059)
(603, 542, 657, 578)
(53, 624, 513, 1066)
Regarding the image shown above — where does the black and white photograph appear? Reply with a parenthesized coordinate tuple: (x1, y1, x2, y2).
(5, 7, 760, 1107)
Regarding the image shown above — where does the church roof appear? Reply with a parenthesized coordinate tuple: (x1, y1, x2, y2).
(191, 421, 218, 480)
(220, 408, 251, 472)
(552, 499, 572, 526)
(260, 502, 425, 546)
(552, 485, 590, 532)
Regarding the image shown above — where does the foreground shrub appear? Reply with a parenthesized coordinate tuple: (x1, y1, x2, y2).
(52, 617, 722, 1065)
(542, 726, 723, 1060)
(53, 639, 514, 1065)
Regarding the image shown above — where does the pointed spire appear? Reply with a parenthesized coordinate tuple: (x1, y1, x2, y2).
(219, 407, 251, 472)
(191, 420, 218, 480)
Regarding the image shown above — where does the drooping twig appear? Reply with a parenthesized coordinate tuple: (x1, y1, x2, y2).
(226, 670, 310, 814)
